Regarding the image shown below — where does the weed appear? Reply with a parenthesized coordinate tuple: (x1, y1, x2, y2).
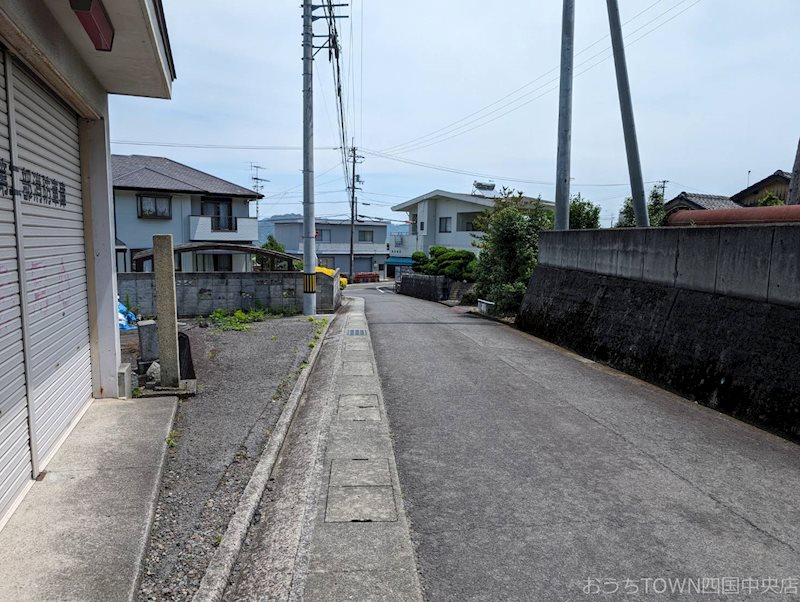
(300, 361, 309, 370)
(213, 534, 223, 547)
(307, 316, 315, 322)
(132, 387, 143, 398)
(208, 349, 218, 361)
(271, 335, 278, 342)
(308, 341, 316, 349)
(166, 430, 180, 448)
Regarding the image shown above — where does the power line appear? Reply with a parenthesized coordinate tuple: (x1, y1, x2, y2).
(111, 141, 340, 150)
(381, 0, 702, 155)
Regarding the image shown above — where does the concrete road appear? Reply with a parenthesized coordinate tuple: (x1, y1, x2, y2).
(351, 286, 800, 601)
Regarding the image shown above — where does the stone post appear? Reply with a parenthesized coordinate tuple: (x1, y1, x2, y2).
(153, 235, 180, 387)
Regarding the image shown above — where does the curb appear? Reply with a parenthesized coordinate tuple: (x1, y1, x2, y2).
(130, 396, 179, 602)
(192, 314, 337, 602)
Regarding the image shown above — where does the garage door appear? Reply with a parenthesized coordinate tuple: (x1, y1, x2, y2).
(0, 56, 33, 527)
(12, 61, 92, 467)
(354, 257, 373, 273)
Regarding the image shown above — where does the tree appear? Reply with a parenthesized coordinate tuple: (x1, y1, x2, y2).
(262, 235, 286, 253)
(616, 185, 666, 227)
(257, 235, 288, 270)
(569, 194, 601, 229)
(473, 189, 553, 315)
(758, 192, 784, 207)
(411, 247, 477, 281)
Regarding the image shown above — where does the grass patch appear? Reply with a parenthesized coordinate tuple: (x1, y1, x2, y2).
(166, 430, 180, 448)
(132, 387, 143, 398)
(208, 306, 299, 331)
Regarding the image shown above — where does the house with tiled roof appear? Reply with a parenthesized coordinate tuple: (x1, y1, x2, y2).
(731, 170, 792, 207)
(664, 191, 742, 215)
(112, 155, 264, 272)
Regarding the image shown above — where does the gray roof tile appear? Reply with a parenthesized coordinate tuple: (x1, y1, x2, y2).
(111, 155, 262, 198)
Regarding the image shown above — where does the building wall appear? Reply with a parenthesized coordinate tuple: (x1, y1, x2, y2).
(400, 198, 487, 256)
(115, 190, 191, 249)
(735, 181, 791, 207)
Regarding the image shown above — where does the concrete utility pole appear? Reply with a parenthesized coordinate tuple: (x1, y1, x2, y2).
(349, 145, 357, 283)
(606, 0, 649, 227)
(302, 0, 317, 315)
(788, 136, 800, 205)
(554, 0, 575, 231)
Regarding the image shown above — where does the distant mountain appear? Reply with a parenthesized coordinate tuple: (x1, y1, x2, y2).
(388, 223, 409, 236)
(258, 213, 301, 245)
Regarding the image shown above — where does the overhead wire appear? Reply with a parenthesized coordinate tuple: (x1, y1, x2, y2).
(381, 0, 702, 155)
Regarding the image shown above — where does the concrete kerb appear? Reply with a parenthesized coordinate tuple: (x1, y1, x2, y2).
(192, 312, 338, 602)
(132, 398, 179, 602)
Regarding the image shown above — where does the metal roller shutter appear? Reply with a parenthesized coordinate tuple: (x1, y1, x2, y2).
(12, 61, 91, 468)
(354, 257, 373, 273)
(0, 55, 33, 528)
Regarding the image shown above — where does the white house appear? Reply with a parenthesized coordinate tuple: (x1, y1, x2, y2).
(389, 189, 555, 263)
(0, 1, 174, 529)
(273, 217, 390, 278)
(112, 154, 263, 273)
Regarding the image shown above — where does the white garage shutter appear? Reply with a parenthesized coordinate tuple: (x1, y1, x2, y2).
(12, 61, 91, 467)
(0, 56, 33, 526)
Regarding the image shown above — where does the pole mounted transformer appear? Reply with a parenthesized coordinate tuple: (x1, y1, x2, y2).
(554, 0, 650, 229)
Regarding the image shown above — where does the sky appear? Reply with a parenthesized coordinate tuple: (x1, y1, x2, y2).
(109, 1, 800, 227)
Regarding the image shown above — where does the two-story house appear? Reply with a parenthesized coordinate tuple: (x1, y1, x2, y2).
(272, 217, 389, 278)
(112, 155, 263, 272)
(390, 189, 554, 262)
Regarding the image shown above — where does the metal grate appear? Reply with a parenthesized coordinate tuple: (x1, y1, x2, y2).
(347, 329, 367, 336)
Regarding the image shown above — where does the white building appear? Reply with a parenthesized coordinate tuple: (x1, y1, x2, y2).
(389, 189, 555, 262)
(112, 155, 262, 272)
(0, 1, 174, 529)
(273, 217, 390, 278)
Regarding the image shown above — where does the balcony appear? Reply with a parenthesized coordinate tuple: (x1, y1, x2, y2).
(189, 215, 258, 242)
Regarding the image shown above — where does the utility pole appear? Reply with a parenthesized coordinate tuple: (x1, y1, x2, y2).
(349, 145, 357, 283)
(788, 136, 800, 205)
(606, 0, 649, 227)
(302, 0, 318, 315)
(659, 179, 668, 202)
(554, 0, 575, 231)
(348, 144, 364, 283)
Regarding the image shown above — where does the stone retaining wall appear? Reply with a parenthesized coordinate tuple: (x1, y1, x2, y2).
(518, 225, 800, 440)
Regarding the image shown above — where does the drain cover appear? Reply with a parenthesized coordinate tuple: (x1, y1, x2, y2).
(347, 329, 367, 336)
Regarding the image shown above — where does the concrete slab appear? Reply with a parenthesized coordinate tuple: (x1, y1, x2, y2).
(715, 225, 773, 301)
(330, 458, 391, 487)
(0, 397, 177, 602)
(325, 486, 397, 522)
(337, 405, 381, 421)
(303, 567, 421, 602)
(344, 339, 370, 351)
(342, 361, 374, 376)
(338, 393, 379, 407)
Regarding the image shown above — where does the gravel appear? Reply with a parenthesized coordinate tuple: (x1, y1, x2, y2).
(137, 316, 318, 601)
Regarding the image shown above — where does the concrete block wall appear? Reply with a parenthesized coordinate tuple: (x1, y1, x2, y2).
(118, 271, 339, 318)
(538, 224, 800, 307)
(398, 274, 451, 302)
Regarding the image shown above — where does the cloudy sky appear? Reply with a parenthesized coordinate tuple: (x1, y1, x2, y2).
(109, 0, 800, 226)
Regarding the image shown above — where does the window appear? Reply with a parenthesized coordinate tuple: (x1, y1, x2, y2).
(213, 254, 233, 272)
(202, 198, 234, 231)
(319, 256, 335, 268)
(318, 229, 332, 243)
(411, 214, 418, 235)
(420, 221, 425, 233)
(439, 216, 452, 233)
(457, 212, 483, 232)
(138, 195, 171, 219)
(358, 230, 374, 243)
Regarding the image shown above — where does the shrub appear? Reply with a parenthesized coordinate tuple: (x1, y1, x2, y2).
(411, 247, 477, 282)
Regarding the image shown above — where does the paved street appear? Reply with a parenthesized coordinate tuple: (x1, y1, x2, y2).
(351, 286, 800, 601)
